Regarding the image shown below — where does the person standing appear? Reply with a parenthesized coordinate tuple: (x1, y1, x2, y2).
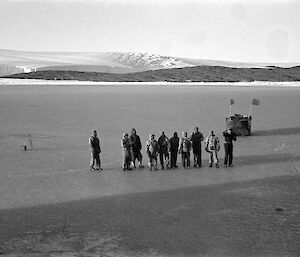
(146, 134, 159, 171)
(179, 131, 192, 169)
(169, 132, 179, 168)
(223, 128, 237, 167)
(158, 131, 170, 170)
(121, 133, 133, 171)
(89, 130, 102, 171)
(190, 127, 204, 167)
(129, 128, 144, 168)
(205, 131, 220, 168)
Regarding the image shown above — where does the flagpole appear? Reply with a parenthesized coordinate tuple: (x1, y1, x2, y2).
(248, 102, 253, 117)
(229, 99, 234, 116)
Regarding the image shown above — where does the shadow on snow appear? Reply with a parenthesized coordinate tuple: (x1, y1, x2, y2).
(0, 175, 299, 256)
(252, 126, 300, 136)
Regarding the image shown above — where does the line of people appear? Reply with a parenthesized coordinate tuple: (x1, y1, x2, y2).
(89, 127, 237, 172)
(144, 127, 205, 171)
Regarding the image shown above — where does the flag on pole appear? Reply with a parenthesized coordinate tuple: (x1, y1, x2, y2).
(252, 99, 260, 105)
(230, 99, 235, 105)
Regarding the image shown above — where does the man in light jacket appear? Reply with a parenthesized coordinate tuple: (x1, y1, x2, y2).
(205, 131, 220, 168)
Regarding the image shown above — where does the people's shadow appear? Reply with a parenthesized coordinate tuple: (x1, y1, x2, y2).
(252, 126, 300, 136)
(231, 153, 300, 167)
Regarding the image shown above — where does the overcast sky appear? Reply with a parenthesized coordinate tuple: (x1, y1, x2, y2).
(0, 0, 299, 63)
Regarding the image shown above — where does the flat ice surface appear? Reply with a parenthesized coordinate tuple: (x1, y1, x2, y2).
(0, 84, 299, 209)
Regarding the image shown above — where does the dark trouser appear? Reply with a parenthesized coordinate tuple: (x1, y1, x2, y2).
(170, 150, 178, 168)
(193, 148, 202, 167)
(159, 151, 169, 169)
(90, 150, 101, 168)
(224, 143, 233, 166)
(182, 152, 190, 168)
(132, 150, 143, 166)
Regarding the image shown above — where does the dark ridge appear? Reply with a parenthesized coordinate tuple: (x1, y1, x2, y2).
(2, 65, 300, 82)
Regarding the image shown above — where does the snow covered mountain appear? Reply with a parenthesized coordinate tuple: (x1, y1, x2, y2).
(0, 50, 194, 76)
(106, 52, 192, 69)
(0, 49, 298, 77)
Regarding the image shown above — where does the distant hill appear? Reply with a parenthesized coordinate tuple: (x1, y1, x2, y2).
(1, 49, 299, 77)
(3, 65, 300, 82)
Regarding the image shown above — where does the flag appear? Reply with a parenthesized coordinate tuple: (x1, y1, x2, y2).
(230, 99, 235, 105)
(252, 99, 260, 105)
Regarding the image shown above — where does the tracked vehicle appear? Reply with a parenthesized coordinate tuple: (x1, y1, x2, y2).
(226, 98, 259, 136)
(226, 114, 252, 136)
